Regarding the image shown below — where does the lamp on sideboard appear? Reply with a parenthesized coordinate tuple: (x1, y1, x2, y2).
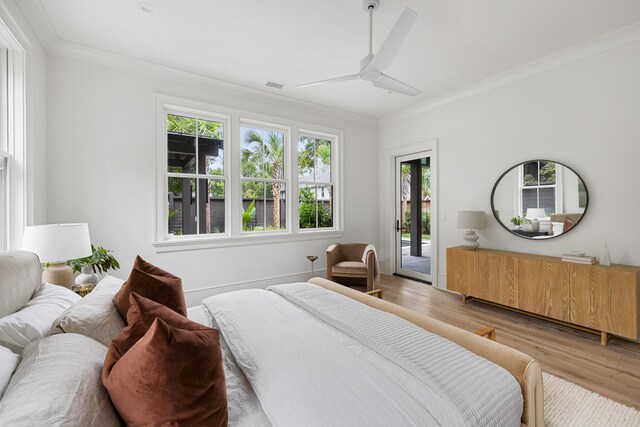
(457, 211, 486, 250)
(22, 223, 92, 289)
(525, 208, 546, 233)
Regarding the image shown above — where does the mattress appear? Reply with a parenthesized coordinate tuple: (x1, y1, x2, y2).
(191, 282, 523, 427)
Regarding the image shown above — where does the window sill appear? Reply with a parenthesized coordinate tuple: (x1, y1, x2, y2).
(152, 230, 344, 253)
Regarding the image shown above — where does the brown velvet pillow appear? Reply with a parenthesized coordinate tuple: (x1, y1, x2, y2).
(103, 316, 227, 426)
(563, 217, 577, 233)
(104, 292, 196, 375)
(114, 256, 186, 322)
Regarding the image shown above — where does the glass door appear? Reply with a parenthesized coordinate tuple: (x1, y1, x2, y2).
(395, 153, 431, 282)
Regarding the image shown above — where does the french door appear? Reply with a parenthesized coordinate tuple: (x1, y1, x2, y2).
(395, 152, 432, 283)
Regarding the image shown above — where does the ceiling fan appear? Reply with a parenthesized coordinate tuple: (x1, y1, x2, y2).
(294, 0, 420, 97)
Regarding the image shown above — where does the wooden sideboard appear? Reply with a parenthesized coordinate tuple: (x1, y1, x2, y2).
(446, 246, 640, 345)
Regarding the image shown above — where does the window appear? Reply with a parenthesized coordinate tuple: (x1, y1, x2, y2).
(166, 113, 227, 237)
(521, 160, 556, 215)
(240, 124, 287, 232)
(298, 135, 334, 229)
(0, 153, 7, 251)
(155, 97, 342, 250)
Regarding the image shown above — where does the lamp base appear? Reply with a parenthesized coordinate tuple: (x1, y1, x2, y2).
(462, 230, 480, 250)
(42, 262, 74, 289)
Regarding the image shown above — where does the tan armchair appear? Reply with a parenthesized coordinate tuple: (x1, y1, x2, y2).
(326, 243, 379, 292)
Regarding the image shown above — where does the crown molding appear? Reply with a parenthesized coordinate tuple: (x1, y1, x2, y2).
(379, 21, 640, 128)
(13, 0, 57, 51)
(47, 40, 378, 128)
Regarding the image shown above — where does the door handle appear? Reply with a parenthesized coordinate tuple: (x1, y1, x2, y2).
(395, 220, 402, 232)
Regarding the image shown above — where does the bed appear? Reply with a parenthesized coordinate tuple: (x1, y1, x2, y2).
(189, 277, 544, 427)
(0, 250, 543, 426)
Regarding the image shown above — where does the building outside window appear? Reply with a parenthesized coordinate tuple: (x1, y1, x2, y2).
(520, 160, 556, 216)
(298, 134, 334, 229)
(166, 113, 227, 236)
(156, 98, 341, 249)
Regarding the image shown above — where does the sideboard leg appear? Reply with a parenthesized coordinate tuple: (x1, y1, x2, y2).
(462, 294, 467, 304)
(600, 332, 609, 346)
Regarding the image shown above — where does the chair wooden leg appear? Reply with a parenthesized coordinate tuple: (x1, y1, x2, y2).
(474, 326, 496, 341)
(365, 289, 383, 299)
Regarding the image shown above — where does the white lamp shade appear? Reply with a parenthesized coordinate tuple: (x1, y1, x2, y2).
(525, 208, 546, 219)
(22, 223, 92, 263)
(457, 211, 486, 230)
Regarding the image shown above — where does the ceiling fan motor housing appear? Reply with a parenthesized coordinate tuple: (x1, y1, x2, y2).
(363, 0, 380, 11)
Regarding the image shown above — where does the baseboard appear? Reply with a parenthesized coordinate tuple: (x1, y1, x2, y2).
(183, 268, 326, 306)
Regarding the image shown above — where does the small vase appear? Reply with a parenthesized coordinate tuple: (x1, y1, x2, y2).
(600, 242, 611, 266)
(74, 266, 99, 296)
(76, 265, 99, 286)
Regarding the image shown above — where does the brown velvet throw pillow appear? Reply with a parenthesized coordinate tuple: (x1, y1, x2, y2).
(104, 292, 197, 374)
(113, 256, 186, 322)
(103, 312, 227, 426)
(563, 217, 577, 233)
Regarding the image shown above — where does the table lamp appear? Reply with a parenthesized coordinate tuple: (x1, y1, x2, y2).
(22, 223, 92, 289)
(525, 208, 546, 233)
(457, 211, 486, 250)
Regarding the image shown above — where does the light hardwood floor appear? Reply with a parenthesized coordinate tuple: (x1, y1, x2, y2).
(376, 274, 640, 409)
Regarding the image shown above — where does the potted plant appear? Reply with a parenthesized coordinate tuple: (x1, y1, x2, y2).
(68, 245, 120, 275)
(68, 245, 120, 296)
(510, 215, 530, 231)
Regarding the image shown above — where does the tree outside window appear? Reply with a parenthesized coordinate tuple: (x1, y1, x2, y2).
(298, 136, 333, 229)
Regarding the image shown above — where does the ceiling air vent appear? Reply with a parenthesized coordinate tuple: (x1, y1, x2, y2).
(265, 81, 284, 89)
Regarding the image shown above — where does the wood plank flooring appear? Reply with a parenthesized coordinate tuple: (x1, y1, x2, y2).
(376, 274, 640, 409)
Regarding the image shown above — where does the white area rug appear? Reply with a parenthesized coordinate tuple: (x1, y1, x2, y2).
(544, 373, 640, 427)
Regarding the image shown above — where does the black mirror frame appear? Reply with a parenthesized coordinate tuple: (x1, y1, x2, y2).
(490, 159, 589, 240)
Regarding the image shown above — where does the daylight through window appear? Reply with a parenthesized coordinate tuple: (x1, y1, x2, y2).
(240, 125, 287, 232)
(298, 135, 334, 229)
(521, 160, 556, 216)
(166, 114, 226, 236)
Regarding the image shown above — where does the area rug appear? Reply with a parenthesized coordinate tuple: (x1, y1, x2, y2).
(543, 372, 640, 426)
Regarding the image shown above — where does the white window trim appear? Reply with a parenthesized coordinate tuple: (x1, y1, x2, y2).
(239, 119, 291, 235)
(163, 107, 231, 240)
(516, 161, 562, 216)
(153, 94, 343, 252)
(297, 129, 340, 232)
(0, 17, 27, 250)
(0, 151, 8, 250)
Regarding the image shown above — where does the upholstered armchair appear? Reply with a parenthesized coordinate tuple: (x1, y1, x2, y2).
(326, 243, 379, 292)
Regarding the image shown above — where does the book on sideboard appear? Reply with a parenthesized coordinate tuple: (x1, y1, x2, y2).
(561, 254, 597, 264)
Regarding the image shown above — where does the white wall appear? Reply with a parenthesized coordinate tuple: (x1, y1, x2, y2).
(0, 0, 48, 243)
(46, 54, 379, 305)
(379, 40, 640, 286)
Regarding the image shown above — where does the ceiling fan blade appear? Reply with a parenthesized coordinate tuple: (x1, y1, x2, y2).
(373, 73, 421, 97)
(367, 7, 417, 73)
(294, 74, 360, 89)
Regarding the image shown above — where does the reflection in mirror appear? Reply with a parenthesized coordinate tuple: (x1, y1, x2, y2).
(491, 160, 588, 239)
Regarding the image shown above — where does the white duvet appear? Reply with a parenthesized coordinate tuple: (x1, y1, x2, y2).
(201, 283, 522, 427)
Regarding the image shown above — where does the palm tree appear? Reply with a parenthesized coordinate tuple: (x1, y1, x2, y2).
(401, 164, 411, 229)
(421, 167, 430, 200)
(299, 137, 333, 222)
(242, 130, 285, 229)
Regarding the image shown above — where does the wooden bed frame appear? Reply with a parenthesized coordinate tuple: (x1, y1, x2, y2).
(310, 278, 544, 427)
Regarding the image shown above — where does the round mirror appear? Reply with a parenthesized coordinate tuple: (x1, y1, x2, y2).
(491, 160, 588, 240)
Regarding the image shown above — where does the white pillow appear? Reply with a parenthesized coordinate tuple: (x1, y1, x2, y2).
(0, 346, 20, 399)
(551, 222, 564, 236)
(0, 334, 120, 426)
(53, 275, 125, 347)
(0, 283, 80, 353)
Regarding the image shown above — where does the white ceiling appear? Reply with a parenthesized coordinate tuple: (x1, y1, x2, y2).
(19, 0, 640, 118)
